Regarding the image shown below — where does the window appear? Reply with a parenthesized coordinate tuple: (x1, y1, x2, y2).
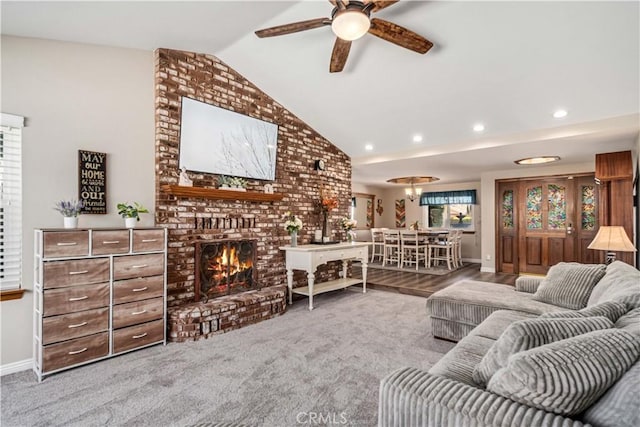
(420, 190, 477, 231)
(423, 204, 476, 231)
(0, 113, 24, 300)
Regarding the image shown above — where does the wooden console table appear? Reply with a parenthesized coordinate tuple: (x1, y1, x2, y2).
(279, 242, 370, 310)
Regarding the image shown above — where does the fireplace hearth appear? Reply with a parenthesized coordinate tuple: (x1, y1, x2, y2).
(195, 239, 257, 301)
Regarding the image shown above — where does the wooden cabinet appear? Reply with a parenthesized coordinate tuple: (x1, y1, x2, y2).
(34, 228, 167, 381)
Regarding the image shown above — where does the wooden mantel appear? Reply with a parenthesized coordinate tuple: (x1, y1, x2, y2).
(161, 185, 284, 202)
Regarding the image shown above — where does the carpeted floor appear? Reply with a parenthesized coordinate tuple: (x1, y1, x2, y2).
(1, 289, 454, 427)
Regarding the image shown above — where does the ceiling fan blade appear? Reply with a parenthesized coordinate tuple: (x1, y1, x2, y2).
(369, 1, 399, 13)
(255, 18, 330, 38)
(329, 0, 348, 10)
(368, 18, 433, 54)
(330, 37, 352, 73)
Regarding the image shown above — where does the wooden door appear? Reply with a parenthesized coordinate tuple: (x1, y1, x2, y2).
(497, 174, 598, 275)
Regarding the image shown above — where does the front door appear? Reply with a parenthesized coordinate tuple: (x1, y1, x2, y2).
(497, 175, 598, 275)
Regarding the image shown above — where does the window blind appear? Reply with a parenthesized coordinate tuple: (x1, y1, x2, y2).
(419, 190, 477, 205)
(0, 113, 24, 291)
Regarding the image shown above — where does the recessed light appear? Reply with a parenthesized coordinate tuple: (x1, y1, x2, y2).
(364, 144, 373, 151)
(473, 123, 485, 132)
(514, 156, 561, 165)
(553, 109, 568, 119)
(412, 134, 423, 143)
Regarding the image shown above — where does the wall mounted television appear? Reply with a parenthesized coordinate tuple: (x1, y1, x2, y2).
(178, 96, 279, 181)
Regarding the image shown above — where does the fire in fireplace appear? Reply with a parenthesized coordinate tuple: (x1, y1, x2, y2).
(195, 239, 257, 301)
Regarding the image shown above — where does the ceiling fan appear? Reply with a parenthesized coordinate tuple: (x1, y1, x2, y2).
(255, 0, 433, 73)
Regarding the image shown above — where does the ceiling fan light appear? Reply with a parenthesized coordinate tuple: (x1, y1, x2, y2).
(331, 11, 370, 41)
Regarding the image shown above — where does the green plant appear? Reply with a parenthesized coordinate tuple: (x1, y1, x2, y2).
(218, 175, 231, 187)
(229, 177, 247, 188)
(117, 202, 149, 221)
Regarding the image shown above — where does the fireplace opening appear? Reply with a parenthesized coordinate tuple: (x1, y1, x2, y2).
(195, 239, 257, 301)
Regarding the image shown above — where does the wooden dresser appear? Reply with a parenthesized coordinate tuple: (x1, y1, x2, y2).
(33, 228, 167, 381)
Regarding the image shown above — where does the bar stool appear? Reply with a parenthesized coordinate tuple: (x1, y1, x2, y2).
(427, 232, 456, 270)
(382, 229, 401, 268)
(370, 228, 385, 263)
(400, 230, 428, 270)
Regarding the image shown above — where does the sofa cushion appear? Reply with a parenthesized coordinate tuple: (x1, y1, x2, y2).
(615, 307, 640, 337)
(532, 262, 606, 310)
(588, 260, 640, 309)
(540, 300, 628, 323)
(580, 359, 640, 427)
(472, 316, 613, 387)
(428, 334, 495, 387)
(427, 280, 564, 334)
(486, 329, 640, 416)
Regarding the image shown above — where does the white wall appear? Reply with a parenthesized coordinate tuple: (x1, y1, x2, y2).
(1, 36, 154, 368)
(479, 161, 594, 272)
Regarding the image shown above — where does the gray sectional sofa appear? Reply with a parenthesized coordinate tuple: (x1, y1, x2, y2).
(379, 261, 640, 427)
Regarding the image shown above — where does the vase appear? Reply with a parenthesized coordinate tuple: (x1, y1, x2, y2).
(63, 216, 78, 229)
(290, 231, 298, 247)
(322, 211, 330, 242)
(347, 230, 355, 243)
(125, 217, 137, 228)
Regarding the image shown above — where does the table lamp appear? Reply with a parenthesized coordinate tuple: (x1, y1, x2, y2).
(587, 226, 637, 264)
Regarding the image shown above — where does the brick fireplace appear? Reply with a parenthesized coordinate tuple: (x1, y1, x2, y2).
(155, 48, 352, 341)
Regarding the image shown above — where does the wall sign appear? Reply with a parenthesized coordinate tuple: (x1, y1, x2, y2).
(78, 150, 107, 214)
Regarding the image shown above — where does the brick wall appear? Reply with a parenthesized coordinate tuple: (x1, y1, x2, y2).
(154, 48, 352, 307)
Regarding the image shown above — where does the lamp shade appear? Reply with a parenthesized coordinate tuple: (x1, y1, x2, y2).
(587, 226, 637, 252)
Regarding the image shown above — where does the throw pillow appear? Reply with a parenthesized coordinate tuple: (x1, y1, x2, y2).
(532, 262, 606, 310)
(487, 329, 640, 416)
(588, 260, 640, 308)
(540, 301, 628, 323)
(472, 316, 613, 387)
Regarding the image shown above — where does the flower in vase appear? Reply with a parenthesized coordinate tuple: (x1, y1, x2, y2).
(319, 188, 339, 213)
(340, 217, 357, 231)
(53, 199, 84, 217)
(283, 211, 303, 234)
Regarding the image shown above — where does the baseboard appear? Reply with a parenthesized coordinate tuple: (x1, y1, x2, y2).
(463, 258, 481, 264)
(480, 266, 496, 273)
(0, 358, 33, 376)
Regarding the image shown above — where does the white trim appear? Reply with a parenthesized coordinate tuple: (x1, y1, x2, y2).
(480, 266, 496, 273)
(0, 358, 33, 376)
(0, 113, 25, 128)
(463, 258, 482, 264)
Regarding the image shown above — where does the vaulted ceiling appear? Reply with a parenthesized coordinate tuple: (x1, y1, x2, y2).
(2, 1, 639, 185)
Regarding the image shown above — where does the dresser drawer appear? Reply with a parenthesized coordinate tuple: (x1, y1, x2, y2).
(113, 275, 164, 304)
(43, 307, 109, 345)
(43, 258, 110, 289)
(113, 319, 164, 354)
(92, 230, 130, 255)
(132, 229, 165, 253)
(112, 297, 164, 329)
(113, 253, 164, 280)
(43, 231, 89, 258)
(43, 283, 110, 317)
(43, 332, 109, 373)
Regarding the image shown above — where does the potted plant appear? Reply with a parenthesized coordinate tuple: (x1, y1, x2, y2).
(283, 211, 303, 247)
(53, 199, 84, 229)
(117, 202, 149, 228)
(218, 175, 231, 189)
(229, 176, 248, 191)
(339, 217, 358, 242)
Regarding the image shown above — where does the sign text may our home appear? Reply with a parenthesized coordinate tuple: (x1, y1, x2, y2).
(78, 150, 107, 214)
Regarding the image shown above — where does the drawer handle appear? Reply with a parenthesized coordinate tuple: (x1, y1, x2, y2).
(68, 270, 89, 275)
(132, 333, 148, 339)
(131, 264, 148, 269)
(141, 239, 158, 243)
(68, 296, 88, 301)
(57, 242, 78, 246)
(132, 309, 147, 315)
(132, 287, 148, 292)
(68, 321, 88, 328)
(102, 240, 120, 244)
(68, 347, 88, 355)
